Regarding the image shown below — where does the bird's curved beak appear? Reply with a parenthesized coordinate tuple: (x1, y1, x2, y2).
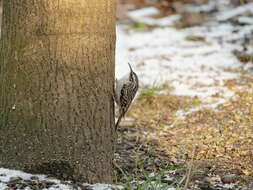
(128, 63, 133, 72)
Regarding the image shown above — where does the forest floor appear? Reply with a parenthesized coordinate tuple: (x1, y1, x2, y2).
(115, 0, 253, 189)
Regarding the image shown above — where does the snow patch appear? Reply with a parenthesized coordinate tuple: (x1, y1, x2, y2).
(116, 2, 253, 118)
(0, 168, 121, 190)
(128, 6, 181, 27)
(217, 2, 253, 21)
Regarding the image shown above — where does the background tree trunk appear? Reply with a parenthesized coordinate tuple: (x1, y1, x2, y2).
(0, 0, 116, 183)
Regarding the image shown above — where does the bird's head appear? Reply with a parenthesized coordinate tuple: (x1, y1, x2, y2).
(128, 63, 138, 84)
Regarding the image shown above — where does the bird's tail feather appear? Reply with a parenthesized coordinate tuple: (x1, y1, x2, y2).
(115, 112, 124, 130)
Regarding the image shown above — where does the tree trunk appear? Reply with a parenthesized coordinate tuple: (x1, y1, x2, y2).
(0, 0, 116, 183)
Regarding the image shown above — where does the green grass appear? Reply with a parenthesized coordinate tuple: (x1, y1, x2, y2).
(139, 85, 173, 99)
(114, 159, 188, 190)
(118, 169, 171, 190)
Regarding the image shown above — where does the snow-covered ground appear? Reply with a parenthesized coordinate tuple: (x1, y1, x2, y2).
(0, 168, 71, 190)
(116, 1, 253, 118)
(0, 168, 176, 190)
(0, 168, 122, 190)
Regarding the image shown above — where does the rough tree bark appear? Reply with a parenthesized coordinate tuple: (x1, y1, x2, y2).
(0, 0, 116, 183)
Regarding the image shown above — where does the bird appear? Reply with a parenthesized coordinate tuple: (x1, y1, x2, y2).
(114, 63, 139, 130)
